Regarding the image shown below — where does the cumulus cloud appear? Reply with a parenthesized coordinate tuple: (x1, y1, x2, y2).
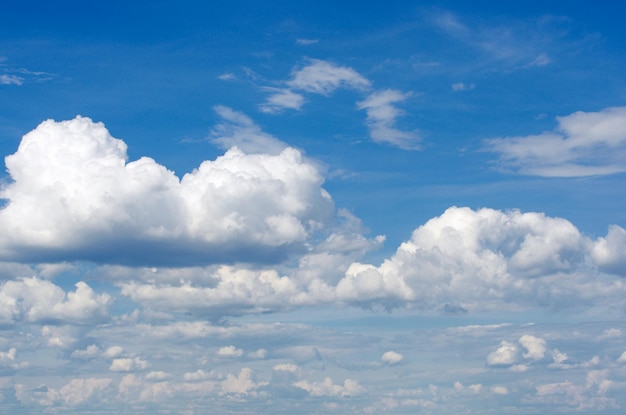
(294, 377, 364, 397)
(591, 225, 626, 276)
(334, 206, 626, 311)
(381, 351, 404, 365)
(0, 277, 110, 325)
(487, 340, 518, 367)
(217, 345, 244, 358)
(357, 89, 421, 150)
(109, 357, 150, 372)
(0, 116, 334, 266)
(519, 335, 547, 360)
(485, 106, 626, 177)
(220, 368, 266, 395)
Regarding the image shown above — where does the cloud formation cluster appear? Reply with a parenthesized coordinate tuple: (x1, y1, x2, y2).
(0, 116, 334, 266)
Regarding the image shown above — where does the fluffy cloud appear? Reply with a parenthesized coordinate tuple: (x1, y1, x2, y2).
(357, 89, 421, 150)
(217, 345, 243, 358)
(0, 277, 110, 325)
(381, 351, 404, 365)
(487, 340, 518, 367)
(0, 116, 334, 266)
(294, 377, 364, 397)
(519, 335, 547, 360)
(591, 225, 626, 276)
(335, 206, 626, 311)
(485, 106, 626, 177)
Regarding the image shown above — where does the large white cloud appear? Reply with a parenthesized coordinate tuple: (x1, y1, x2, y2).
(334, 207, 626, 311)
(0, 116, 334, 266)
(0, 277, 110, 325)
(485, 106, 626, 177)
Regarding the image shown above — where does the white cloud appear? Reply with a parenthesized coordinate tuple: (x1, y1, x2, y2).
(0, 74, 23, 85)
(103, 346, 125, 358)
(491, 385, 509, 395)
(519, 335, 546, 360)
(71, 344, 101, 359)
(452, 82, 475, 92)
(617, 351, 626, 363)
(381, 351, 404, 365)
(335, 206, 626, 311)
(296, 38, 319, 45)
(259, 88, 305, 113)
(259, 59, 370, 113)
(485, 106, 626, 177)
(145, 371, 172, 381)
(294, 377, 364, 397)
(487, 340, 518, 367)
(217, 345, 243, 358)
(591, 225, 626, 276)
(287, 59, 370, 95)
(357, 89, 421, 150)
(210, 106, 289, 153)
(0, 116, 334, 266)
(110, 357, 150, 372)
(273, 363, 299, 372)
(220, 368, 266, 395)
(0, 277, 110, 324)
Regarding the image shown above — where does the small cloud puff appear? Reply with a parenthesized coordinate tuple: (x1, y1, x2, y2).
(381, 351, 404, 365)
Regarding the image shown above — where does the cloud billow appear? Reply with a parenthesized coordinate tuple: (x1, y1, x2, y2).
(0, 116, 334, 266)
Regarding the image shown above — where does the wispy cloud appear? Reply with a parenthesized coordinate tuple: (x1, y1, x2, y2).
(484, 106, 626, 177)
(260, 59, 371, 113)
(357, 89, 421, 150)
(0, 74, 23, 85)
(286, 59, 371, 95)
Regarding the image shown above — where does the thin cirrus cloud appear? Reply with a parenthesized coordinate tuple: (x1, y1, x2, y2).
(0, 114, 334, 266)
(484, 106, 626, 177)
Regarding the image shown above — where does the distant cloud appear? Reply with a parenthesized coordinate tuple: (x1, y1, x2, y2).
(451, 82, 475, 92)
(296, 38, 319, 45)
(433, 11, 553, 69)
(357, 89, 421, 150)
(211, 105, 289, 153)
(217, 345, 244, 358)
(287, 59, 371, 95)
(217, 72, 236, 81)
(0, 74, 23, 85)
(0, 277, 110, 325)
(294, 377, 363, 397)
(260, 59, 370, 113)
(258, 88, 305, 113)
(381, 351, 404, 365)
(485, 106, 626, 177)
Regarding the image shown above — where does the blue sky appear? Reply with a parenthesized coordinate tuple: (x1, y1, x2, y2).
(1, 1, 626, 413)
